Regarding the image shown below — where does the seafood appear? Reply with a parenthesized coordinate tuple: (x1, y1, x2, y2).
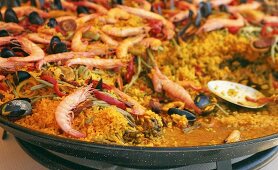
(198, 13, 245, 33)
(0, 98, 32, 119)
(0, 75, 5, 81)
(117, 5, 175, 39)
(3, 37, 45, 62)
(11, 6, 49, 18)
(170, 10, 192, 23)
(107, 8, 130, 20)
(66, 58, 125, 69)
(113, 88, 146, 115)
(26, 33, 54, 44)
(139, 38, 162, 50)
(228, 1, 261, 13)
(150, 66, 201, 114)
(102, 25, 150, 38)
(225, 130, 241, 143)
(99, 31, 119, 46)
(116, 34, 145, 59)
(73, 1, 108, 14)
(55, 84, 93, 138)
(0, 22, 24, 34)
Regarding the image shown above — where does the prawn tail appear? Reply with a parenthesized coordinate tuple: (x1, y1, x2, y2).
(68, 129, 86, 138)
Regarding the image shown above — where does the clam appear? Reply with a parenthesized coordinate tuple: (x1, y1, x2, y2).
(13, 71, 31, 85)
(0, 98, 32, 119)
(168, 108, 196, 122)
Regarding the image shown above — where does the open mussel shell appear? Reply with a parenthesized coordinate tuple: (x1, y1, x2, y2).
(168, 108, 196, 122)
(4, 8, 19, 23)
(0, 98, 32, 119)
(13, 71, 31, 85)
(194, 93, 216, 114)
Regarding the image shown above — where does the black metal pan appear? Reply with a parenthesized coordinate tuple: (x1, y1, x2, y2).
(0, 116, 277, 169)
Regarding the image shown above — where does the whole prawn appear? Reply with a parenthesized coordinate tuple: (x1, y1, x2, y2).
(55, 84, 93, 138)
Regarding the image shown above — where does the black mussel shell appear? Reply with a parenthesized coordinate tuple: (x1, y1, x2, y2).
(200, 2, 212, 18)
(168, 108, 196, 122)
(54, 0, 63, 10)
(195, 10, 202, 27)
(53, 42, 68, 54)
(194, 94, 210, 109)
(240, 0, 248, 3)
(13, 0, 21, 7)
(0, 98, 32, 119)
(29, 11, 44, 25)
(0, 30, 9, 37)
(48, 36, 61, 53)
(77, 6, 90, 14)
(1, 47, 15, 58)
(95, 78, 103, 90)
(47, 18, 58, 28)
(219, 5, 228, 12)
(0, 12, 3, 21)
(13, 71, 31, 85)
(4, 8, 19, 23)
(273, 72, 278, 80)
(194, 94, 215, 113)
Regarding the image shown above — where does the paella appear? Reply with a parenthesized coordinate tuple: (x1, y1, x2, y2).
(0, 0, 277, 147)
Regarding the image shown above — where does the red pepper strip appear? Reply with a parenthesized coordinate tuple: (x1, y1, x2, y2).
(125, 56, 135, 83)
(40, 75, 66, 97)
(0, 82, 8, 92)
(261, 23, 278, 36)
(273, 80, 278, 89)
(90, 80, 113, 90)
(93, 90, 126, 110)
(148, 19, 163, 35)
(227, 26, 241, 34)
(245, 96, 272, 105)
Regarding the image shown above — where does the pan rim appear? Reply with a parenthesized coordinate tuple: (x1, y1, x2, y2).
(0, 116, 277, 152)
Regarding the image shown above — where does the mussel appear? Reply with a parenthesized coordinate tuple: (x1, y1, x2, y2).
(54, 0, 63, 10)
(200, 2, 212, 18)
(29, 11, 44, 25)
(273, 72, 278, 80)
(13, 71, 31, 85)
(48, 36, 61, 54)
(4, 8, 19, 23)
(47, 18, 58, 28)
(194, 93, 216, 113)
(53, 42, 68, 54)
(77, 6, 90, 14)
(0, 47, 15, 58)
(168, 108, 196, 122)
(0, 30, 9, 37)
(0, 98, 32, 119)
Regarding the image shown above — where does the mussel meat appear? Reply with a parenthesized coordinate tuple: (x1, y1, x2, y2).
(13, 71, 31, 85)
(0, 98, 32, 119)
(1, 47, 15, 58)
(168, 108, 196, 122)
(77, 6, 90, 14)
(47, 18, 58, 28)
(0, 30, 9, 37)
(4, 8, 19, 23)
(194, 94, 216, 113)
(28, 11, 44, 25)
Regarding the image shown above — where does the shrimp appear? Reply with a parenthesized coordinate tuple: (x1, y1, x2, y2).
(36, 52, 99, 69)
(7, 37, 45, 62)
(73, 1, 108, 14)
(101, 25, 150, 37)
(66, 58, 125, 69)
(11, 6, 49, 18)
(175, 1, 197, 16)
(26, 33, 54, 44)
(225, 130, 241, 143)
(0, 58, 34, 71)
(117, 5, 175, 39)
(116, 34, 145, 59)
(128, 0, 152, 11)
(113, 88, 146, 115)
(170, 10, 192, 23)
(139, 38, 162, 50)
(198, 13, 245, 33)
(76, 14, 99, 27)
(56, 16, 77, 22)
(71, 26, 91, 52)
(0, 22, 24, 34)
(228, 1, 261, 13)
(150, 67, 201, 114)
(61, 0, 77, 11)
(0, 75, 5, 81)
(263, 15, 278, 24)
(210, 0, 233, 8)
(107, 8, 130, 20)
(55, 85, 93, 138)
(99, 31, 119, 46)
